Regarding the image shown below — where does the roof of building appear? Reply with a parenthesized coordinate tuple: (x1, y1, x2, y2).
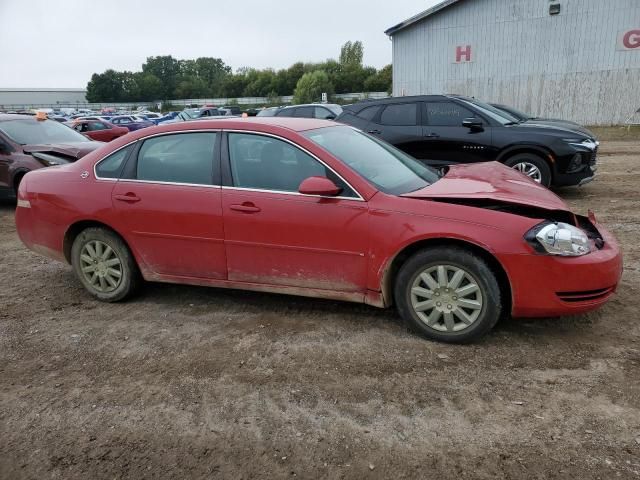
(0, 88, 87, 93)
(385, 0, 463, 36)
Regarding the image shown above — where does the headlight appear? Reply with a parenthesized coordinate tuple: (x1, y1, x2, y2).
(526, 222, 591, 256)
(563, 138, 598, 150)
(31, 152, 70, 167)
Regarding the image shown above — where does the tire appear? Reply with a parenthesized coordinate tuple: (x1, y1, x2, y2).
(503, 153, 552, 187)
(394, 247, 502, 344)
(71, 227, 140, 302)
(13, 172, 26, 197)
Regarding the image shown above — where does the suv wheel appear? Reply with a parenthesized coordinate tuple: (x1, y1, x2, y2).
(71, 227, 140, 302)
(394, 247, 502, 343)
(504, 154, 551, 187)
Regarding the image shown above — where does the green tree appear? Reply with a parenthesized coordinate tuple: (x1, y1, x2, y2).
(339, 41, 364, 66)
(142, 55, 181, 99)
(174, 76, 209, 99)
(135, 73, 164, 101)
(86, 69, 123, 102)
(293, 70, 334, 104)
(363, 64, 392, 93)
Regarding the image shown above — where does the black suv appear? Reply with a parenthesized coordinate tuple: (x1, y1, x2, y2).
(337, 95, 598, 187)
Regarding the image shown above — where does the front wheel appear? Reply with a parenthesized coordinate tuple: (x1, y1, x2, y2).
(71, 227, 140, 302)
(394, 247, 502, 343)
(504, 153, 552, 187)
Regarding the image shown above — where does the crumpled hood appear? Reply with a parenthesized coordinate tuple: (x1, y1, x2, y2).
(402, 161, 568, 211)
(22, 141, 102, 160)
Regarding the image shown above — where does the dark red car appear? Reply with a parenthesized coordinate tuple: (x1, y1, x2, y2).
(0, 114, 102, 197)
(14, 118, 622, 343)
(70, 119, 129, 142)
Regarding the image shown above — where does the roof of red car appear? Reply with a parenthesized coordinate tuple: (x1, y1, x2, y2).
(163, 117, 337, 133)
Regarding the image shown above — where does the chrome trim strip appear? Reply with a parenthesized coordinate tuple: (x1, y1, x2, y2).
(117, 178, 221, 188)
(224, 129, 365, 201)
(221, 185, 363, 202)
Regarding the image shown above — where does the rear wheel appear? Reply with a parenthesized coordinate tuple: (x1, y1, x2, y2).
(71, 227, 140, 302)
(504, 153, 552, 187)
(394, 247, 502, 343)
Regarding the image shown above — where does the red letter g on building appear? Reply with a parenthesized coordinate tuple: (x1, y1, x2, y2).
(623, 30, 640, 49)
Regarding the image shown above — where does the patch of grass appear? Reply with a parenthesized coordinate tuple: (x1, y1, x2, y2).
(588, 125, 640, 141)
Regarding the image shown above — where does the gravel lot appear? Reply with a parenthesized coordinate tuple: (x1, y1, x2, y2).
(1, 141, 639, 479)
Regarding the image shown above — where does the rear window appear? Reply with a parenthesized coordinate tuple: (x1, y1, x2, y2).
(95, 144, 134, 179)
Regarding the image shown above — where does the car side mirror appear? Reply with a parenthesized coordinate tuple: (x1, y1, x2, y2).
(298, 176, 341, 196)
(462, 117, 483, 130)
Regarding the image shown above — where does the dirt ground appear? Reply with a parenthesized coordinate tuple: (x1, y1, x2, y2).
(1, 140, 639, 479)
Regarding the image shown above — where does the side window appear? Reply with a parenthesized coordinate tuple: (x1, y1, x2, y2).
(357, 105, 381, 122)
(276, 108, 296, 117)
(294, 106, 314, 118)
(228, 133, 357, 197)
(136, 132, 217, 185)
(425, 102, 477, 126)
(314, 107, 334, 120)
(380, 103, 417, 126)
(95, 144, 134, 179)
(89, 122, 107, 131)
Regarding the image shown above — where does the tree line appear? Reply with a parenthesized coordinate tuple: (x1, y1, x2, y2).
(85, 41, 392, 103)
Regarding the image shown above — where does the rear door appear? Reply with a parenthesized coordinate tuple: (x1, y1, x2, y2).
(110, 131, 227, 279)
(421, 101, 493, 164)
(366, 102, 423, 158)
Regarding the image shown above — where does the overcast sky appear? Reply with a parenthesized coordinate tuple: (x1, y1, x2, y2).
(0, 0, 438, 88)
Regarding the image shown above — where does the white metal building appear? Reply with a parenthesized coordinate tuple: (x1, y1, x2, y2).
(386, 0, 640, 125)
(0, 88, 87, 107)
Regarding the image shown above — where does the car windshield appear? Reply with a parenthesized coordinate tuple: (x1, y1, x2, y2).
(495, 105, 530, 121)
(458, 98, 521, 125)
(326, 105, 343, 116)
(303, 125, 440, 195)
(0, 118, 90, 144)
(183, 109, 201, 119)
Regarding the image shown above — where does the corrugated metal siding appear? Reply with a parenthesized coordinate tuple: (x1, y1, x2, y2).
(391, 0, 640, 124)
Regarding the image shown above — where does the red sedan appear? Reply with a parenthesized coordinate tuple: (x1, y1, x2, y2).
(14, 118, 622, 343)
(70, 119, 129, 142)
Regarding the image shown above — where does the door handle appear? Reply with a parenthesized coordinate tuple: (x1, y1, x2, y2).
(114, 193, 141, 203)
(230, 203, 261, 213)
(368, 129, 382, 135)
(424, 133, 440, 138)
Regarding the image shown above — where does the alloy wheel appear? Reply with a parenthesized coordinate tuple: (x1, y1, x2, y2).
(410, 265, 484, 332)
(79, 240, 123, 293)
(512, 161, 543, 183)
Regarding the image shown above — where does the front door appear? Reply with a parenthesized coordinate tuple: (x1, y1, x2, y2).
(420, 101, 494, 165)
(221, 132, 369, 292)
(111, 131, 227, 279)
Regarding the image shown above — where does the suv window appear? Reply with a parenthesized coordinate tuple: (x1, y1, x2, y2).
(357, 105, 381, 122)
(425, 102, 477, 126)
(380, 103, 417, 126)
(95, 144, 134, 179)
(228, 133, 356, 196)
(136, 132, 217, 185)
